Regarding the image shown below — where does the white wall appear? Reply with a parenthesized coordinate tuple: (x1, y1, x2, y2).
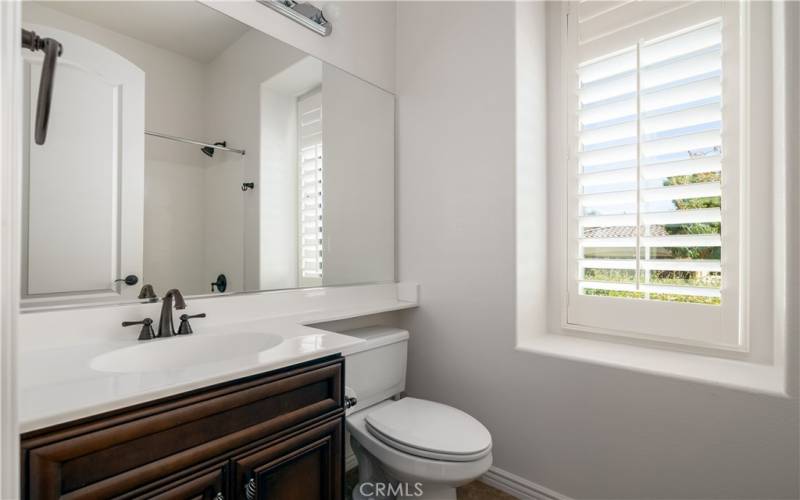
(322, 64, 395, 286)
(395, 2, 800, 499)
(259, 87, 300, 290)
(203, 1, 396, 93)
(145, 160, 207, 295)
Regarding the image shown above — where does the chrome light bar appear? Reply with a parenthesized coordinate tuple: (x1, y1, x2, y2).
(258, 0, 332, 37)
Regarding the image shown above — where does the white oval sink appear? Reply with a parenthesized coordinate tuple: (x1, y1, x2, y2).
(90, 332, 284, 373)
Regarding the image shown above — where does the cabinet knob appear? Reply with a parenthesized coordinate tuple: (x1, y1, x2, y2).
(245, 478, 256, 500)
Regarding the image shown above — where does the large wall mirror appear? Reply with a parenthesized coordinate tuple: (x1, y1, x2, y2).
(21, 1, 395, 309)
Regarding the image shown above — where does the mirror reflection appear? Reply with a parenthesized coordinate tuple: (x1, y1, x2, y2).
(21, 1, 395, 308)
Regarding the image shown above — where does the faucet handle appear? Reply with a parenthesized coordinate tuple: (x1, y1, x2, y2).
(122, 318, 155, 341)
(137, 284, 157, 301)
(178, 313, 206, 335)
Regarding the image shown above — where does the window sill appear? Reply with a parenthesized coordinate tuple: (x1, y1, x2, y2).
(516, 333, 789, 398)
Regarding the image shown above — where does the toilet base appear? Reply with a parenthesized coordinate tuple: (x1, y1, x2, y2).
(350, 436, 460, 500)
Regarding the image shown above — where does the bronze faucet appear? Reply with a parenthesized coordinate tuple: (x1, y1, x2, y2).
(158, 289, 186, 337)
(138, 284, 157, 302)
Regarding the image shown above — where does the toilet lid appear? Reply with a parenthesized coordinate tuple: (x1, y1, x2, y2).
(365, 398, 492, 461)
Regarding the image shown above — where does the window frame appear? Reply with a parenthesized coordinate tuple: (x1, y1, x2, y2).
(561, 1, 749, 351)
(515, 0, 794, 396)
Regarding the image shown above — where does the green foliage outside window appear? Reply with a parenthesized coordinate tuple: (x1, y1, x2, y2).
(582, 170, 723, 305)
(662, 171, 721, 260)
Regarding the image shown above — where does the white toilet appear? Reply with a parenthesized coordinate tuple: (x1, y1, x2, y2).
(341, 327, 492, 500)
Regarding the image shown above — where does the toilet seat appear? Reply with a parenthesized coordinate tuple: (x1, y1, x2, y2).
(364, 397, 492, 462)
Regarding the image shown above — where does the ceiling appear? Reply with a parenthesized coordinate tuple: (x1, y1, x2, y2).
(39, 1, 251, 63)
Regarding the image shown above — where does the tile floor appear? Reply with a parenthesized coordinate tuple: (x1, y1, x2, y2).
(456, 481, 517, 500)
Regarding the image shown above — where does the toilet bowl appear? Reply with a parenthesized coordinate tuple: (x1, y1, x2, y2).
(341, 327, 492, 500)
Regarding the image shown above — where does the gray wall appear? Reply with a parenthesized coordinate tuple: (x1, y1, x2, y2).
(395, 2, 800, 499)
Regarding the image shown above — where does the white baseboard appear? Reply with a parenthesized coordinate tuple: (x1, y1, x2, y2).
(480, 466, 571, 500)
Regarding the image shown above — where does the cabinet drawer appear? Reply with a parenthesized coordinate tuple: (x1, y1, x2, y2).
(128, 463, 227, 500)
(233, 417, 343, 500)
(22, 357, 343, 499)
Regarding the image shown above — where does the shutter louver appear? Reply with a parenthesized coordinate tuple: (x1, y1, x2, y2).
(298, 92, 323, 285)
(575, 5, 724, 305)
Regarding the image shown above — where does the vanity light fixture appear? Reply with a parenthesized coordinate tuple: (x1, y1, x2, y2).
(258, 0, 332, 36)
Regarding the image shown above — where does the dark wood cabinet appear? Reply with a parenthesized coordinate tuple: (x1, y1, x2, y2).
(135, 464, 227, 500)
(233, 418, 342, 500)
(21, 356, 345, 500)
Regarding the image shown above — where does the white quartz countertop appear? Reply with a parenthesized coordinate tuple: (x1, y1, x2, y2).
(18, 284, 417, 433)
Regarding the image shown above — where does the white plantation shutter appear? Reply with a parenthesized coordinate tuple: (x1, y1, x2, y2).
(565, 1, 743, 348)
(298, 91, 323, 287)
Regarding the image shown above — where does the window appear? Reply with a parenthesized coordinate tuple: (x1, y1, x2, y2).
(565, 2, 743, 348)
(517, 0, 789, 393)
(298, 90, 323, 287)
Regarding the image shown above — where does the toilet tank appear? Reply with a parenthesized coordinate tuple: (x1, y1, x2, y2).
(339, 326, 409, 415)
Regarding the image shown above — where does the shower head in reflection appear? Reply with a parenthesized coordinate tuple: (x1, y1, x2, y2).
(201, 141, 227, 157)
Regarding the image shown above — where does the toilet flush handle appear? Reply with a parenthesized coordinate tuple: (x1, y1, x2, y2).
(344, 386, 358, 409)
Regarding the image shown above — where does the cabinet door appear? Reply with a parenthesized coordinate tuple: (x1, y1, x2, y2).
(233, 418, 343, 500)
(22, 23, 144, 304)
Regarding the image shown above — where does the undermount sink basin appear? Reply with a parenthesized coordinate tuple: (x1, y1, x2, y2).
(90, 331, 284, 373)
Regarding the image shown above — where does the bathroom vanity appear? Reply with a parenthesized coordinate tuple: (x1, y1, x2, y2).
(21, 356, 345, 499)
(17, 283, 417, 500)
